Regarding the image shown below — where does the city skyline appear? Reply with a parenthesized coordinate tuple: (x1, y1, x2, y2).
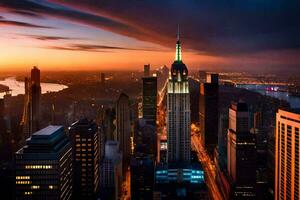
(1, 1, 300, 200)
(1, 0, 300, 72)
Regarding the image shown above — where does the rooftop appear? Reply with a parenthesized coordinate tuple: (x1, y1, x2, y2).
(33, 125, 62, 137)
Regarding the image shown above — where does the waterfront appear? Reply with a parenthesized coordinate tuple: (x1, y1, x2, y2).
(0, 77, 67, 98)
(237, 84, 300, 108)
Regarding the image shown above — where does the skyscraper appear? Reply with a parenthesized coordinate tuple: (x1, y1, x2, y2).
(131, 154, 154, 200)
(15, 126, 73, 200)
(21, 77, 31, 138)
(69, 119, 100, 199)
(144, 64, 150, 77)
(115, 93, 131, 164)
(275, 109, 300, 200)
(227, 101, 256, 199)
(0, 98, 7, 159)
(30, 66, 41, 133)
(188, 78, 200, 123)
(0, 98, 6, 135)
(199, 73, 219, 157)
(167, 30, 190, 163)
(131, 119, 156, 199)
(100, 72, 106, 88)
(100, 140, 123, 200)
(142, 76, 157, 127)
(21, 67, 41, 138)
(133, 118, 156, 156)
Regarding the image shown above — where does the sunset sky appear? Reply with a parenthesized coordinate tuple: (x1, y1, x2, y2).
(0, 0, 299, 72)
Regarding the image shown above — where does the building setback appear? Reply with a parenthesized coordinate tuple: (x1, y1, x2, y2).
(167, 31, 191, 164)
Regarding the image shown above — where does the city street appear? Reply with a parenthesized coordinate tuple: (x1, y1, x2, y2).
(121, 168, 131, 200)
(191, 132, 223, 200)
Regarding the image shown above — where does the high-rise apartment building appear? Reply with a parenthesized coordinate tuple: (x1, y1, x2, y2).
(275, 109, 300, 200)
(227, 102, 256, 199)
(167, 31, 191, 163)
(69, 119, 100, 199)
(15, 126, 73, 200)
(199, 73, 219, 157)
(142, 76, 157, 127)
(116, 93, 131, 164)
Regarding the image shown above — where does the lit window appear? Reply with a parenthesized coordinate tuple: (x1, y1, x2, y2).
(24, 192, 32, 195)
(31, 185, 40, 189)
(16, 176, 30, 180)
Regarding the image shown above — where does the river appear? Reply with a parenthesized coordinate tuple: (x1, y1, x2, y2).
(0, 77, 67, 98)
(237, 84, 300, 109)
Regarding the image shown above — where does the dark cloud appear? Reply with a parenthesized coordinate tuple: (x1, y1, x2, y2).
(1, 0, 300, 58)
(0, 18, 53, 28)
(22, 34, 77, 41)
(0, 0, 146, 41)
(50, 0, 300, 56)
(12, 10, 43, 18)
(45, 44, 156, 52)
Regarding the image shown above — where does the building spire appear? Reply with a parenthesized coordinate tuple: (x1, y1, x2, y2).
(175, 25, 182, 62)
(177, 24, 180, 42)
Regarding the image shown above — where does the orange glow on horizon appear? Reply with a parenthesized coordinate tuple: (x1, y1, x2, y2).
(0, 36, 225, 72)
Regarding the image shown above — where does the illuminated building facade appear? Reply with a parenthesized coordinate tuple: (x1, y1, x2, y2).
(142, 76, 157, 127)
(227, 102, 256, 199)
(154, 163, 207, 200)
(275, 109, 300, 200)
(199, 73, 219, 157)
(167, 30, 191, 164)
(69, 119, 100, 199)
(15, 126, 72, 200)
(158, 134, 167, 163)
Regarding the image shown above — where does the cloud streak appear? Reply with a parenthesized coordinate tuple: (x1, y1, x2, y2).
(45, 43, 157, 52)
(0, 18, 53, 28)
(0, 0, 300, 69)
(22, 34, 77, 41)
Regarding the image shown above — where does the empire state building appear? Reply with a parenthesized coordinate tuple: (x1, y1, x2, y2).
(167, 31, 191, 164)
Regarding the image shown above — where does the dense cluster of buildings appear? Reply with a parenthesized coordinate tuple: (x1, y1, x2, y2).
(0, 32, 300, 200)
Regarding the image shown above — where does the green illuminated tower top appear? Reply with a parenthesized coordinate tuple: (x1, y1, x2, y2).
(171, 25, 188, 81)
(175, 25, 182, 62)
